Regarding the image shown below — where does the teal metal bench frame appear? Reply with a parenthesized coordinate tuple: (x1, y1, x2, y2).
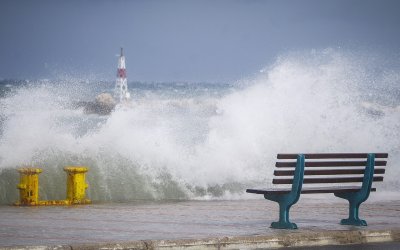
(263, 153, 376, 229)
(264, 154, 305, 229)
(334, 154, 375, 226)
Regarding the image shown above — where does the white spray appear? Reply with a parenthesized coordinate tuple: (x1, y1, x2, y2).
(0, 49, 399, 203)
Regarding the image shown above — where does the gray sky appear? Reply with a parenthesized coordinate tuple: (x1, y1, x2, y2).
(1, 0, 400, 82)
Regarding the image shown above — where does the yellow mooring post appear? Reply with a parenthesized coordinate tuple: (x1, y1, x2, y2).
(15, 168, 42, 206)
(64, 166, 91, 204)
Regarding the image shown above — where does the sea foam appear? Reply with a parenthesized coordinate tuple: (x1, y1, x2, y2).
(0, 49, 399, 204)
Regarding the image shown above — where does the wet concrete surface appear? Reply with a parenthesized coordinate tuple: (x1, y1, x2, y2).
(286, 242, 400, 250)
(0, 194, 399, 247)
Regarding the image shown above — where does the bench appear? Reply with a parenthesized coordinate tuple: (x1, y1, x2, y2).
(246, 153, 388, 229)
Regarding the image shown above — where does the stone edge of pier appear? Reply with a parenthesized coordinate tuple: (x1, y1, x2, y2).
(2, 229, 400, 250)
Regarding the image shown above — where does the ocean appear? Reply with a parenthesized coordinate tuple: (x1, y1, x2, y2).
(0, 49, 399, 205)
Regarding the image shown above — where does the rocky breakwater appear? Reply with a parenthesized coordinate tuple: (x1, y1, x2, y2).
(75, 93, 116, 115)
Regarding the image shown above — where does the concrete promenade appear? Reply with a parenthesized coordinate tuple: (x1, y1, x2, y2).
(0, 194, 399, 249)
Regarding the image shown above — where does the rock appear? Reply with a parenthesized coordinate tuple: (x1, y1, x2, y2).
(95, 93, 116, 107)
(74, 93, 116, 115)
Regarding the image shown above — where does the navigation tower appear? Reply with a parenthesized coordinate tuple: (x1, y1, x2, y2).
(115, 48, 130, 102)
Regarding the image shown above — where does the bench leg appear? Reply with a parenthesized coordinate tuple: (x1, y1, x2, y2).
(340, 200, 367, 226)
(267, 154, 304, 230)
(335, 192, 368, 226)
(270, 203, 297, 229)
(337, 153, 374, 226)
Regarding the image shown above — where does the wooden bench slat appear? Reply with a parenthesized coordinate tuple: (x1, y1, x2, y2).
(246, 186, 377, 195)
(273, 176, 383, 184)
(274, 168, 386, 176)
(277, 153, 388, 159)
(275, 160, 387, 168)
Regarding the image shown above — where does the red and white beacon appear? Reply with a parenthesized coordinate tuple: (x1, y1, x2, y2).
(114, 47, 130, 102)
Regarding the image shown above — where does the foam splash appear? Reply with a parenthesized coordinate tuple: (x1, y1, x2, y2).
(0, 49, 399, 204)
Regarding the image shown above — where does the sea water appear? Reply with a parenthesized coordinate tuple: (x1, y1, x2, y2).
(0, 49, 399, 205)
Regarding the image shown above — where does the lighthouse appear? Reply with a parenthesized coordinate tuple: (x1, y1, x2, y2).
(114, 48, 130, 102)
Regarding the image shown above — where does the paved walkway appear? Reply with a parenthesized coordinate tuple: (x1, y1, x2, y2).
(0, 195, 399, 248)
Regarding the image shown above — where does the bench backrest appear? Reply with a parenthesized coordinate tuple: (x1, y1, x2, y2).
(273, 153, 388, 191)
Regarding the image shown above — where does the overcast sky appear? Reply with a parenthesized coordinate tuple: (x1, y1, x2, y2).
(1, 0, 400, 82)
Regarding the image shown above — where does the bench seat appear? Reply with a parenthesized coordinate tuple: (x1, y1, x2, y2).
(247, 186, 376, 195)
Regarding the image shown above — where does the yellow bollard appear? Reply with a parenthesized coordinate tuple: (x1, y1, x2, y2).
(64, 166, 91, 204)
(15, 168, 42, 206)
